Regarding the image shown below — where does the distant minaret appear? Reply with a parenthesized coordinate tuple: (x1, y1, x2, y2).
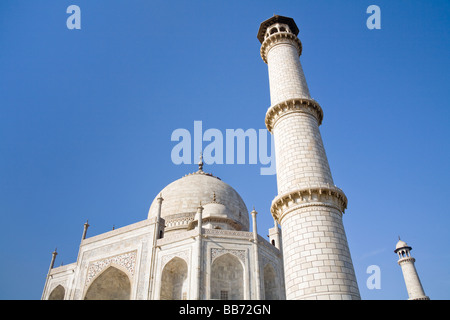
(394, 239, 429, 300)
(258, 15, 360, 300)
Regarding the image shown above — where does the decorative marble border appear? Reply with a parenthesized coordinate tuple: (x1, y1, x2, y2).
(210, 248, 246, 264)
(203, 228, 253, 239)
(270, 186, 348, 222)
(398, 257, 416, 265)
(265, 98, 324, 132)
(161, 249, 190, 269)
(85, 250, 137, 286)
(260, 32, 302, 63)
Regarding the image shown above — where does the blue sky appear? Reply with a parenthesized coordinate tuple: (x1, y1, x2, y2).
(0, 0, 449, 300)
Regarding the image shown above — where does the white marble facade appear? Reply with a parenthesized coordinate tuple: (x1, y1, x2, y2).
(42, 169, 285, 300)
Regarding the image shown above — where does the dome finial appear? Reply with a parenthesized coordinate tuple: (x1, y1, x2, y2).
(198, 152, 204, 172)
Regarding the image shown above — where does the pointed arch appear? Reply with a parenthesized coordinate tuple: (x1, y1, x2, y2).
(48, 284, 65, 300)
(84, 265, 131, 300)
(211, 253, 244, 300)
(160, 257, 189, 300)
(263, 263, 280, 300)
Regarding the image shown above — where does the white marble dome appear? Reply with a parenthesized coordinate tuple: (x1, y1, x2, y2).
(147, 170, 249, 232)
(395, 239, 412, 252)
(396, 240, 408, 250)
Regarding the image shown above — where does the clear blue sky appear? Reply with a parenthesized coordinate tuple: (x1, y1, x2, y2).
(0, 0, 449, 300)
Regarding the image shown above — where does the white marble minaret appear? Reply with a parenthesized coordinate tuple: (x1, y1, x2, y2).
(258, 15, 360, 300)
(395, 239, 429, 300)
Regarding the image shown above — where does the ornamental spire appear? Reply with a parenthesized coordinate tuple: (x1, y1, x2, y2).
(184, 151, 220, 180)
(198, 152, 204, 172)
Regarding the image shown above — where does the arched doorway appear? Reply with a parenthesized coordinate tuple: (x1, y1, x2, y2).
(263, 264, 280, 300)
(160, 257, 189, 300)
(211, 253, 244, 300)
(48, 285, 65, 300)
(84, 266, 131, 300)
